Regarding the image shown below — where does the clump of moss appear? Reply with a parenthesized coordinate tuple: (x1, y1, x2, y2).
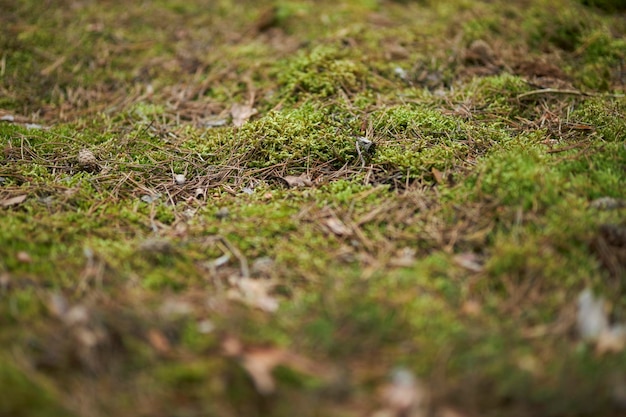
(276, 45, 369, 100)
(236, 102, 359, 168)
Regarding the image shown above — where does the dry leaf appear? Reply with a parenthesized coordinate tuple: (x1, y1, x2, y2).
(243, 348, 319, 395)
(453, 252, 483, 272)
(228, 277, 279, 312)
(222, 336, 322, 395)
(283, 175, 313, 188)
(461, 300, 481, 316)
(325, 217, 352, 236)
(222, 335, 244, 356)
(431, 168, 444, 184)
(148, 329, 172, 355)
(577, 288, 626, 354)
(231, 103, 258, 127)
(0, 194, 27, 207)
(242, 347, 286, 394)
(596, 326, 626, 354)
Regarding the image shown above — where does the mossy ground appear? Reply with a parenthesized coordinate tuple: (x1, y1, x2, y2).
(1, 0, 625, 416)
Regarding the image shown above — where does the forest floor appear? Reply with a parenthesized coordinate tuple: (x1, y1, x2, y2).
(1, 0, 626, 416)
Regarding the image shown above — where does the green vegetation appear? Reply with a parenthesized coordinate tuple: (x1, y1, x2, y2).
(1, 0, 625, 416)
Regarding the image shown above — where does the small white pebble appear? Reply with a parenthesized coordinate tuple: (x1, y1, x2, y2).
(174, 174, 186, 185)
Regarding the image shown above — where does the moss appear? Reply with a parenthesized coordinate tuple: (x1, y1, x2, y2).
(276, 45, 370, 100)
(236, 102, 358, 168)
(1, 0, 626, 416)
(0, 358, 70, 417)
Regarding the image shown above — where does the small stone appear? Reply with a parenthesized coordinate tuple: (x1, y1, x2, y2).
(174, 174, 186, 185)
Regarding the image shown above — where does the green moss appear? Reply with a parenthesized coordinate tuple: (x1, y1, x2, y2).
(237, 102, 358, 168)
(277, 45, 369, 100)
(1, 0, 625, 416)
(0, 358, 70, 417)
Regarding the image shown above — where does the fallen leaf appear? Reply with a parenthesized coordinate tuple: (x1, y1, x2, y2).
(283, 175, 313, 188)
(228, 277, 279, 312)
(577, 288, 626, 354)
(148, 329, 172, 355)
(325, 217, 352, 236)
(222, 335, 244, 356)
(242, 347, 286, 394)
(231, 103, 258, 127)
(431, 168, 444, 184)
(461, 300, 481, 316)
(222, 336, 323, 395)
(596, 325, 626, 354)
(453, 252, 483, 272)
(0, 194, 27, 207)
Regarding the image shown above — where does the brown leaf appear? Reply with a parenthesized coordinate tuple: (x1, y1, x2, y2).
(221, 335, 244, 357)
(231, 103, 258, 127)
(596, 327, 626, 355)
(461, 300, 481, 316)
(148, 329, 172, 355)
(228, 278, 279, 312)
(244, 347, 321, 395)
(0, 194, 27, 207)
(242, 347, 286, 394)
(325, 217, 352, 236)
(283, 175, 313, 188)
(431, 168, 444, 184)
